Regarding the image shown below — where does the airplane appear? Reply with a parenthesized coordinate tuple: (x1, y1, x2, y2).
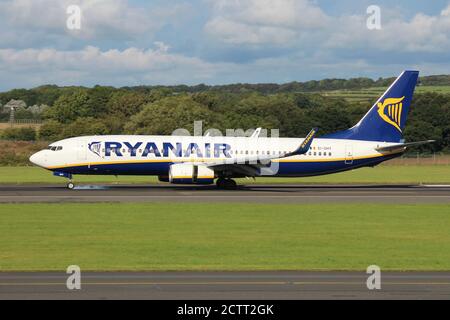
(30, 70, 434, 189)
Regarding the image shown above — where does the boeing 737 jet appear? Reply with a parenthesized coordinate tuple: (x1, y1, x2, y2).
(30, 71, 433, 189)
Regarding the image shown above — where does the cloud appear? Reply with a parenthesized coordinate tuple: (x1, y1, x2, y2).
(205, 0, 329, 45)
(0, 43, 234, 89)
(0, 0, 187, 49)
(325, 5, 450, 53)
(0, 0, 449, 90)
(205, 0, 450, 55)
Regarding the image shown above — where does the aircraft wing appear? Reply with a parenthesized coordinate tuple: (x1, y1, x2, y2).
(189, 128, 318, 175)
(375, 140, 435, 152)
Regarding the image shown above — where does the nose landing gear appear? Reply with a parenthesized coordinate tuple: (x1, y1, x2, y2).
(52, 172, 75, 189)
(216, 178, 237, 190)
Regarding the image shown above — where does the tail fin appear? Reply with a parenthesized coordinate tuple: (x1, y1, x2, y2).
(323, 70, 419, 142)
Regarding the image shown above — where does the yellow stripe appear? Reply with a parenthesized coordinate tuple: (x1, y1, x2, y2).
(395, 104, 399, 123)
(277, 152, 399, 163)
(397, 104, 400, 123)
(46, 152, 401, 170)
(48, 158, 204, 170)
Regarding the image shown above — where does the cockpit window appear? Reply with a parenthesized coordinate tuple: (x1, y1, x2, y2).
(47, 146, 63, 151)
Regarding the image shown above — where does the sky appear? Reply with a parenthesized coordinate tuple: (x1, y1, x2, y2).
(0, 0, 449, 91)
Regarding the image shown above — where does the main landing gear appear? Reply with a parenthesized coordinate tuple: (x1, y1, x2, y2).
(216, 178, 237, 190)
(67, 181, 75, 190)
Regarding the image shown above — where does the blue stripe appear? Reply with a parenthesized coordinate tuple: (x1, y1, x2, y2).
(52, 154, 398, 178)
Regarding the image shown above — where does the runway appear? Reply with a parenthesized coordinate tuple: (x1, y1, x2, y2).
(1, 271, 449, 300)
(0, 184, 450, 203)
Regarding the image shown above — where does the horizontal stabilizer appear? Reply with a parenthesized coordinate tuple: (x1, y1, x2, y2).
(376, 140, 435, 152)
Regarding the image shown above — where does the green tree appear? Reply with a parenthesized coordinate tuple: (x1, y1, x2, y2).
(61, 117, 109, 138)
(43, 90, 91, 123)
(125, 95, 214, 135)
(39, 120, 64, 141)
(108, 91, 148, 117)
(1, 127, 36, 141)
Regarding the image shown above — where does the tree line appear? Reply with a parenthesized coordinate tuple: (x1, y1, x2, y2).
(1, 75, 450, 153)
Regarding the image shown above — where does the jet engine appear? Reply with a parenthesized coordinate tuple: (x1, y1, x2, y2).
(169, 164, 215, 185)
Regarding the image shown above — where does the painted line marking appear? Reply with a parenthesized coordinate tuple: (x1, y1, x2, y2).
(1, 281, 450, 286)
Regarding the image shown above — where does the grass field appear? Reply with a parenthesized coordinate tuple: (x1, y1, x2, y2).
(1, 165, 450, 185)
(0, 123, 41, 130)
(0, 203, 449, 271)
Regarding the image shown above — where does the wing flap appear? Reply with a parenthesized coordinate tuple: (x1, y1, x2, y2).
(183, 128, 318, 178)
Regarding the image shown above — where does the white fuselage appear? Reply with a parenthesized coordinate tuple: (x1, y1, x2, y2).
(29, 135, 401, 179)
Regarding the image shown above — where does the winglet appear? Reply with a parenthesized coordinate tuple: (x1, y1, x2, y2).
(251, 128, 262, 138)
(289, 128, 318, 156)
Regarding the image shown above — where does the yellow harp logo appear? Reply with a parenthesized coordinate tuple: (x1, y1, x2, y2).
(377, 96, 405, 132)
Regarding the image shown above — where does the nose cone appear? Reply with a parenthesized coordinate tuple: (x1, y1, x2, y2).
(29, 151, 47, 168)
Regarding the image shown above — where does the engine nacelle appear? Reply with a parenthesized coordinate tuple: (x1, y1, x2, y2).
(169, 164, 215, 185)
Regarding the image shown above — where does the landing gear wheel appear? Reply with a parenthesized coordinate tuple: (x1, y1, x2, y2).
(216, 178, 237, 190)
(225, 179, 237, 190)
(216, 178, 226, 189)
(67, 182, 75, 190)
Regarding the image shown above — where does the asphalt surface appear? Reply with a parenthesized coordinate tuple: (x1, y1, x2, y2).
(1, 271, 449, 300)
(0, 184, 450, 203)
